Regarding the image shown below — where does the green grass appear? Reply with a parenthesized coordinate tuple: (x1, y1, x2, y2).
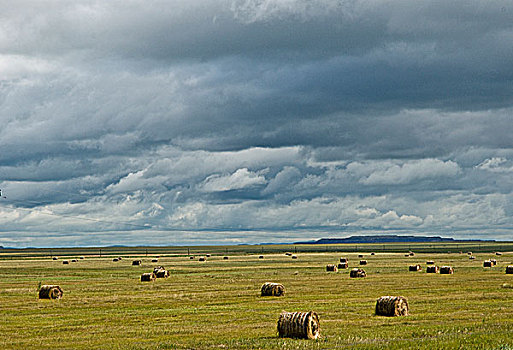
(1, 245, 513, 349)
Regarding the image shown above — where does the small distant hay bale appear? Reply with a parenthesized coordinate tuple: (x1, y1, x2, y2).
(370, 252, 375, 256)
(338, 262, 348, 269)
(426, 266, 439, 273)
(261, 282, 285, 297)
(440, 266, 454, 274)
(199, 257, 206, 262)
(326, 264, 338, 272)
(409, 252, 415, 256)
(291, 255, 298, 259)
(38, 285, 63, 299)
(79, 256, 85, 260)
(189, 256, 194, 260)
(350, 268, 366, 278)
(206, 254, 211, 258)
(285, 252, 292, 256)
(277, 311, 320, 339)
(132, 260, 142, 266)
(426, 261, 435, 265)
(358, 254, 364, 258)
(52, 257, 58, 260)
(409, 264, 422, 271)
(469, 256, 475, 260)
(375, 296, 409, 316)
(62, 260, 69, 265)
(118, 257, 123, 260)
(223, 256, 229, 260)
(259, 255, 264, 259)
(467, 252, 472, 255)
(71, 259, 77, 263)
(490, 259, 497, 266)
(496, 252, 503, 256)
(141, 272, 156, 282)
(153, 266, 165, 274)
(404, 254, 410, 257)
(502, 283, 513, 288)
(151, 259, 159, 263)
(484, 260, 493, 267)
(340, 257, 348, 263)
(155, 269, 169, 278)
(359, 260, 367, 265)
(113, 258, 119, 262)
(505, 266, 513, 274)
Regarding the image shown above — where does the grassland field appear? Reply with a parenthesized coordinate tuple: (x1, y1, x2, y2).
(2, 242, 513, 349)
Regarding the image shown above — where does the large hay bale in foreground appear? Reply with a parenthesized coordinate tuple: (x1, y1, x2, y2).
(484, 260, 492, 267)
(155, 269, 169, 278)
(426, 266, 439, 273)
(506, 266, 513, 274)
(326, 264, 338, 272)
(141, 272, 156, 282)
(277, 311, 320, 339)
(261, 282, 285, 297)
(375, 296, 409, 316)
(39, 285, 63, 299)
(132, 260, 142, 266)
(409, 264, 421, 271)
(350, 268, 366, 278)
(440, 266, 454, 274)
(359, 260, 367, 265)
(340, 257, 348, 263)
(338, 262, 348, 269)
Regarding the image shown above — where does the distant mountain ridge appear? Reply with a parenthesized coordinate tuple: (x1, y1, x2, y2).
(294, 235, 494, 244)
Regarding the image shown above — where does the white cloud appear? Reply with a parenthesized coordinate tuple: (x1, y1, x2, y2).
(200, 168, 266, 192)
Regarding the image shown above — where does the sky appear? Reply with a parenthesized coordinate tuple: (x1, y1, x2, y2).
(1, 0, 513, 247)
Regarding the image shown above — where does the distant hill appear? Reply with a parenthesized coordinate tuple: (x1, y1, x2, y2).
(294, 235, 494, 244)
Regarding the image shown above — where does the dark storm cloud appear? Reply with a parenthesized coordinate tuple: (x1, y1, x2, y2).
(1, 0, 513, 246)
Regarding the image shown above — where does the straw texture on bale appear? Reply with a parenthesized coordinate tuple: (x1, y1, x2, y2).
(261, 282, 285, 297)
(375, 296, 409, 316)
(360, 260, 367, 265)
(340, 257, 348, 263)
(440, 266, 454, 274)
(506, 266, 513, 274)
(350, 268, 366, 278)
(426, 261, 435, 265)
(484, 260, 492, 267)
(199, 257, 206, 262)
(338, 262, 348, 269)
(132, 260, 141, 266)
(141, 272, 156, 282)
(155, 269, 169, 278)
(63, 260, 69, 265)
(426, 266, 439, 273)
(277, 311, 320, 339)
(39, 285, 63, 299)
(409, 264, 422, 271)
(326, 264, 338, 272)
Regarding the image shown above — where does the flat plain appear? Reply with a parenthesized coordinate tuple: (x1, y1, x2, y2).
(2, 243, 513, 349)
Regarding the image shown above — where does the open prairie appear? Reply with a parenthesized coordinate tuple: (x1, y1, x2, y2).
(2, 243, 513, 349)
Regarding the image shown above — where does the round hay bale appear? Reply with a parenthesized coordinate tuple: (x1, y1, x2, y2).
(409, 264, 421, 271)
(62, 260, 69, 265)
(370, 252, 375, 256)
(291, 255, 298, 259)
(206, 254, 211, 258)
(491, 259, 497, 266)
(155, 269, 169, 278)
(375, 296, 409, 316)
(259, 255, 264, 259)
(359, 260, 367, 265)
(141, 272, 156, 282)
(199, 257, 206, 262)
(440, 266, 454, 274)
(340, 257, 348, 263)
(79, 256, 85, 260)
(467, 252, 472, 255)
(223, 256, 229, 260)
(151, 259, 159, 263)
(484, 260, 492, 268)
(38, 285, 63, 299)
(153, 266, 165, 274)
(189, 256, 194, 259)
(404, 254, 410, 257)
(71, 259, 77, 263)
(285, 252, 292, 256)
(261, 282, 285, 297)
(426, 260, 435, 265)
(505, 266, 513, 274)
(338, 262, 348, 269)
(326, 264, 338, 272)
(469, 256, 475, 260)
(132, 260, 142, 266)
(118, 257, 123, 260)
(426, 266, 439, 273)
(52, 257, 58, 260)
(350, 268, 366, 278)
(496, 252, 503, 256)
(277, 311, 320, 339)
(113, 258, 119, 262)
(358, 254, 364, 258)
(409, 252, 415, 257)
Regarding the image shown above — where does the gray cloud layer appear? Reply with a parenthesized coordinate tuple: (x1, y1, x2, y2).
(1, 1, 513, 247)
